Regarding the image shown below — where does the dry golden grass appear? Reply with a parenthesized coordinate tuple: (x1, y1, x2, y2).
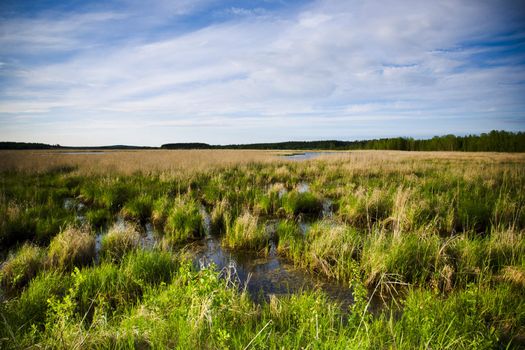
(0, 150, 282, 175)
(500, 266, 525, 288)
(0, 149, 524, 177)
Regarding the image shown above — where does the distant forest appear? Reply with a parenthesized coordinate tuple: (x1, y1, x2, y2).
(1, 130, 524, 152)
(0, 143, 155, 150)
(162, 130, 525, 152)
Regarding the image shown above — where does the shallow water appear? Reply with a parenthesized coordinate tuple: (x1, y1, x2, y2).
(189, 208, 352, 307)
(90, 205, 352, 309)
(189, 236, 353, 308)
(281, 152, 341, 160)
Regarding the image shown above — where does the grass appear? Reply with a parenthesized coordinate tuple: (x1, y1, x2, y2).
(0, 243, 45, 294)
(222, 211, 269, 250)
(1, 150, 524, 348)
(163, 197, 204, 244)
(100, 221, 141, 261)
(282, 190, 323, 217)
(47, 226, 96, 270)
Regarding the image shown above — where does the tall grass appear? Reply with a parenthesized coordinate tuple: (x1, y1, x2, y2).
(163, 197, 204, 244)
(47, 226, 96, 269)
(223, 211, 269, 250)
(100, 221, 141, 261)
(0, 243, 45, 293)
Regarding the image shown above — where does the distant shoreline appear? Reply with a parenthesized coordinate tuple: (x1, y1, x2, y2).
(1, 130, 524, 152)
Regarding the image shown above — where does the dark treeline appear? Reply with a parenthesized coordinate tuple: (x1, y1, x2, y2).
(0, 142, 155, 150)
(2, 130, 524, 152)
(162, 130, 525, 152)
(159, 143, 211, 149)
(0, 142, 60, 150)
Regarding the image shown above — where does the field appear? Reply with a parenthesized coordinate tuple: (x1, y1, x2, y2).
(1, 150, 524, 349)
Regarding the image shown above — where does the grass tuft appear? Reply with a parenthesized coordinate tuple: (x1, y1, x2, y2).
(100, 221, 141, 261)
(0, 243, 45, 294)
(163, 197, 204, 244)
(223, 212, 269, 250)
(47, 226, 96, 269)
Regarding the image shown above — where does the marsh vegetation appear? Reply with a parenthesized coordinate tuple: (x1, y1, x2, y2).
(1, 150, 524, 349)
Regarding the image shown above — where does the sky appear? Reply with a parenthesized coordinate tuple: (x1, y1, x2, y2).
(1, 0, 524, 146)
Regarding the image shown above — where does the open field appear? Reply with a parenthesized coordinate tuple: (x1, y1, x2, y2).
(1, 150, 525, 349)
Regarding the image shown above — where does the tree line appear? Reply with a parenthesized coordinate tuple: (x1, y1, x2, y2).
(162, 130, 525, 152)
(2, 130, 523, 152)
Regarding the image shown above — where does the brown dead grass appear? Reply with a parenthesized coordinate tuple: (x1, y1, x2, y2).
(0, 150, 282, 175)
(0, 149, 523, 177)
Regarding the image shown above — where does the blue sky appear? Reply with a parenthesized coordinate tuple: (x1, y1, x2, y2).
(1, 0, 524, 146)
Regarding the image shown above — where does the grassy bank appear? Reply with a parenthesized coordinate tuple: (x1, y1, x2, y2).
(1, 150, 524, 348)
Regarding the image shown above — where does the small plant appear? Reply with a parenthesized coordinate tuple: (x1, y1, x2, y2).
(47, 226, 96, 269)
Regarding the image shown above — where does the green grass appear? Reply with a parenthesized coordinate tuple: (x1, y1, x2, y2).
(121, 194, 153, 223)
(223, 211, 270, 250)
(47, 226, 96, 270)
(281, 190, 323, 217)
(0, 243, 45, 294)
(100, 222, 141, 262)
(163, 197, 204, 244)
(85, 207, 111, 228)
(1, 152, 525, 348)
